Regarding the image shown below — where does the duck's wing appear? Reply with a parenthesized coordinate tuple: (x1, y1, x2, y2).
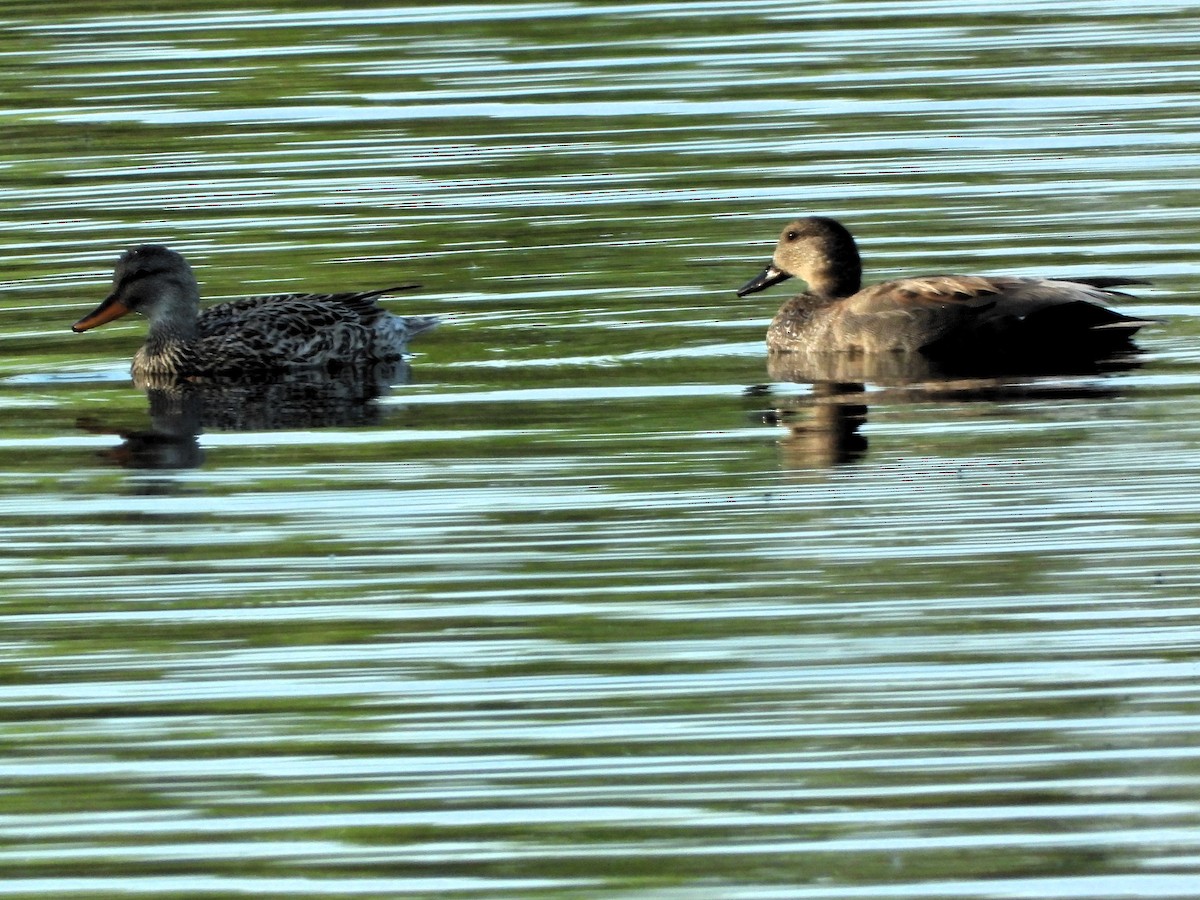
(848, 274, 1149, 311)
(844, 275, 1000, 309)
(965, 277, 1157, 332)
(1050, 276, 1151, 293)
(196, 296, 376, 372)
(839, 275, 1152, 354)
(200, 285, 420, 333)
(832, 277, 1004, 351)
(269, 285, 421, 319)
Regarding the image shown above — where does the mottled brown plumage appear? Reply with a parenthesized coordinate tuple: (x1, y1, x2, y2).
(737, 217, 1153, 363)
(72, 245, 438, 377)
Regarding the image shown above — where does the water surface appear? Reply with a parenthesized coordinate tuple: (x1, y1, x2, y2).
(2, 2, 1200, 897)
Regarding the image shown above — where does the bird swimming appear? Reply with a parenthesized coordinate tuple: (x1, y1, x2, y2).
(736, 217, 1152, 363)
(72, 245, 438, 377)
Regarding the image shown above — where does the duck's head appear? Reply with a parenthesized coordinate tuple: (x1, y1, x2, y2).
(72, 245, 200, 333)
(736, 216, 863, 299)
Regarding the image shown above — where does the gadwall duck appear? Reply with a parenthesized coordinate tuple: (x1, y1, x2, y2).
(72, 245, 438, 377)
(737, 217, 1152, 361)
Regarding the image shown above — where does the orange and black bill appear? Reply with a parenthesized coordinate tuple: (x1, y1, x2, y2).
(736, 264, 791, 297)
(72, 295, 132, 333)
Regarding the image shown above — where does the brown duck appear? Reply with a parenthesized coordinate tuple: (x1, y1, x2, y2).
(737, 217, 1152, 363)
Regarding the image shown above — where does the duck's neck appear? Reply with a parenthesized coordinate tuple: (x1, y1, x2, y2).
(135, 332, 195, 377)
(136, 303, 199, 375)
(150, 313, 197, 343)
(806, 256, 862, 299)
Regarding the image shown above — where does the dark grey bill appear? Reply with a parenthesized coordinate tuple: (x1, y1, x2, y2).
(736, 264, 791, 297)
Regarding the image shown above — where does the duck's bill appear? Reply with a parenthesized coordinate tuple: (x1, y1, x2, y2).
(72, 295, 132, 333)
(736, 264, 791, 297)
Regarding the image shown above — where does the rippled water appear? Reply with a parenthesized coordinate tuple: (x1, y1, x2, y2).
(3, 2, 1200, 897)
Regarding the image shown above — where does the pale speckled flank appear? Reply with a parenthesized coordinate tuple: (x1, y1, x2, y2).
(737, 216, 1153, 361)
(72, 245, 438, 377)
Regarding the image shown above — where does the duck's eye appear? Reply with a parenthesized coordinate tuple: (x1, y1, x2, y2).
(785, 230, 799, 241)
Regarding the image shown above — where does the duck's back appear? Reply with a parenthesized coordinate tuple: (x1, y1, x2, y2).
(194, 288, 432, 373)
(768, 275, 1149, 361)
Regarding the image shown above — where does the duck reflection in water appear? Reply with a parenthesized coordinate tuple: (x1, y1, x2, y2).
(79, 386, 206, 470)
(756, 380, 869, 469)
(82, 360, 416, 470)
(757, 356, 1128, 469)
(737, 217, 1155, 467)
